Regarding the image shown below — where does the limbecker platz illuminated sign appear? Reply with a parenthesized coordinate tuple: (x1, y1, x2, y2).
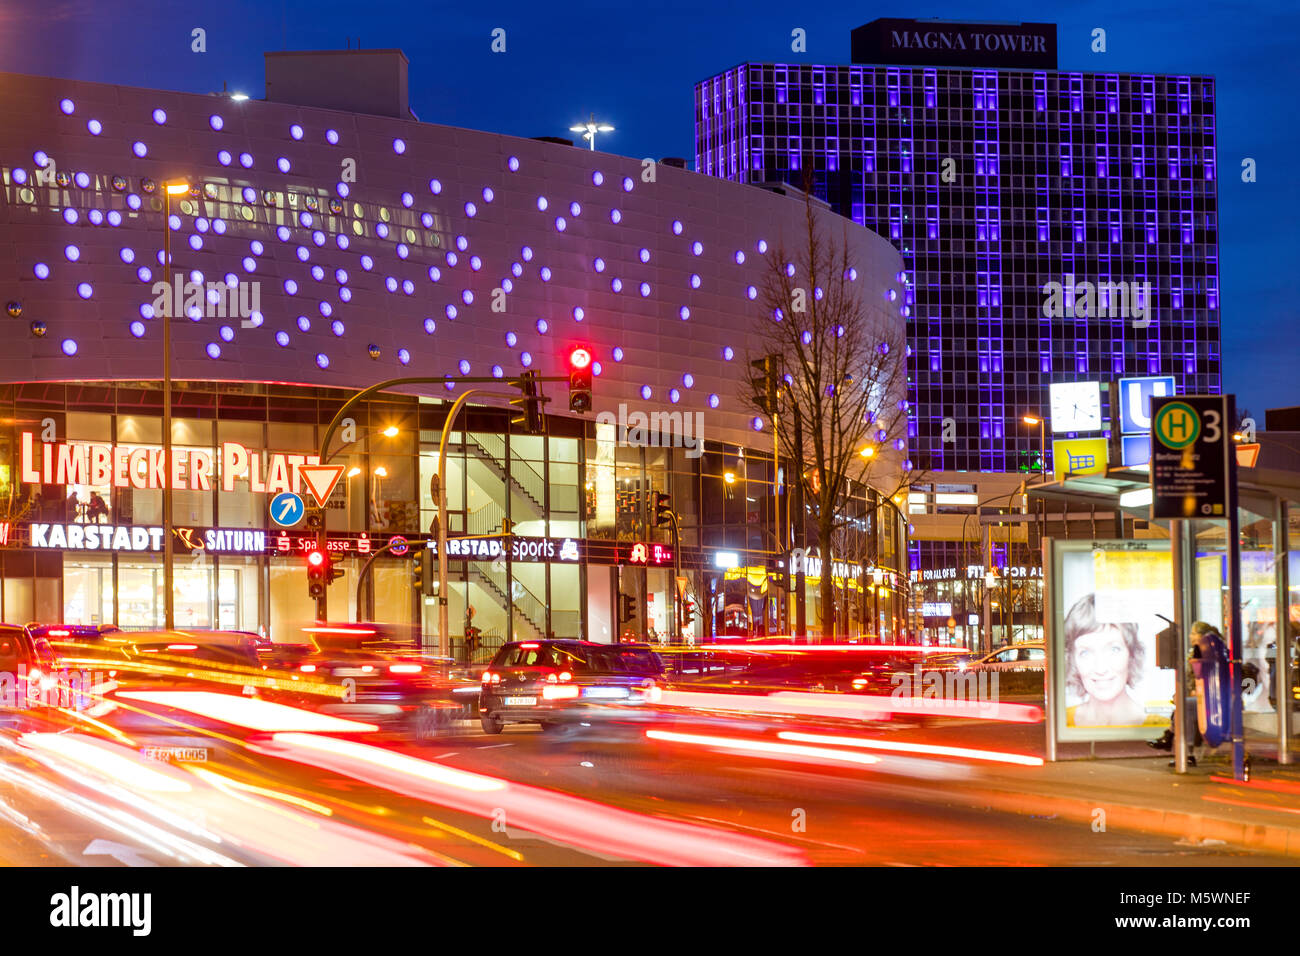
(19, 433, 321, 495)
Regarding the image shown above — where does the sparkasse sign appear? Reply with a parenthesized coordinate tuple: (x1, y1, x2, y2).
(851, 18, 1057, 69)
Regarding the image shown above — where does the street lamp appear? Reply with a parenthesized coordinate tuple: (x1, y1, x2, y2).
(1022, 415, 1046, 481)
(569, 112, 614, 150)
(161, 178, 189, 630)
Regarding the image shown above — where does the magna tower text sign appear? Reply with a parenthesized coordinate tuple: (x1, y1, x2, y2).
(850, 19, 1057, 69)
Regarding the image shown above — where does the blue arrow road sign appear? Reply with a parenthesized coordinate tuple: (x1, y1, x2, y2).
(270, 491, 306, 528)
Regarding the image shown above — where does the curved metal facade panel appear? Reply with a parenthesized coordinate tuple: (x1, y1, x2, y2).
(0, 71, 905, 449)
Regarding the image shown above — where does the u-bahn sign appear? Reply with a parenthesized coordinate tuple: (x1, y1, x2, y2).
(1149, 395, 1230, 520)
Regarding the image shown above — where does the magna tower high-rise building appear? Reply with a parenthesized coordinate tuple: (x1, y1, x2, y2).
(695, 19, 1222, 639)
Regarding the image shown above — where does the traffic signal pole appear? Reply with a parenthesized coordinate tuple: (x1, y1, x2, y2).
(312, 375, 561, 628)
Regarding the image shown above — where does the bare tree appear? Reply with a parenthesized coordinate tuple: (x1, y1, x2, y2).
(745, 189, 913, 641)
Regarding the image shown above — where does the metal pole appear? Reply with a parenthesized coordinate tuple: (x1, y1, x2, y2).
(1276, 498, 1293, 764)
(1226, 396, 1246, 781)
(162, 191, 174, 630)
(353, 539, 404, 620)
(792, 409, 806, 641)
(436, 389, 481, 659)
(1044, 536, 1057, 761)
(1172, 519, 1193, 774)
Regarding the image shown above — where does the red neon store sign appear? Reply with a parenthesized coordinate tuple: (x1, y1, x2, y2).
(627, 542, 673, 566)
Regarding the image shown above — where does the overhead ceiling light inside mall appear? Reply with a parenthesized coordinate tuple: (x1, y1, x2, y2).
(347, 467, 361, 478)
(724, 472, 736, 485)
(373, 466, 388, 478)
(382, 426, 399, 437)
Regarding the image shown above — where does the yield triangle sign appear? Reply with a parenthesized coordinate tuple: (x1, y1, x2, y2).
(298, 464, 346, 507)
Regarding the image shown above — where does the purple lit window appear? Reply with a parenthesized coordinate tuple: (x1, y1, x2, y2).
(461, 289, 473, 304)
(296, 246, 310, 262)
(59, 98, 74, 114)
(640, 385, 652, 400)
(64, 245, 79, 262)
(691, 241, 703, 256)
(469, 256, 481, 271)
(337, 235, 350, 251)
(108, 210, 123, 227)
(672, 220, 683, 235)
(319, 300, 332, 316)
(752, 417, 764, 432)
(536, 319, 548, 334)
(521, 246, 533, 262)
(401, 192, 414, 208)
(397, 244, 409, 259)
(276, 331, 290, 347)
(361, 255, 374, 271)
(63, 209, 79, 225)
(132, 141, 148, 158)
(555, 217, 566, 232)
(573, 307, 585, 321)
(757, 239, 767, 253)
(505, 332, 517, 346)
(446, 305, 458, 320)
(127, 193, 142, 210)
(61, 339, 78, 356)
(723, 347, 734, 360)
(297, 316, 311, 332)
(482, 187, 494, 202)
(326, 129, 339, 145)
(689, 275, 701, 289)
(33, 151, 49, 168)
(376, 223, 389, 239)
(521, 352, 533, 367)
(277, 157, 291, 173)
(610, 209, 622, 224)
(492, 364, 503, 378)
(708, 394, 720, 409)
(284, 279, 298, 295)
(336, 182, 349, 198)
(205, 342, 222, 359)
(682, 374, 694, 389)
(139, 303, 154, 319)
(137, 266, 152, 282)
(611, 278, 622, 292)
(540, 268, 552, 282)
(508, 157, 519, 172)
(130, 321, 146, 338)
(398, 349, 411, 365)
(189, 235, 204, 251)
(242, 257, 256, 272)
(424, 318, 437, 334)
(464, 202, 477, 217)
(458, 359, 471, 375)
(11, 169, 26, 185)
(403, 280, 415, 296)
(669, 389, 681, 404)
(331, 320, 344, 336)
(316, 353, 330, 369)
(622, 177, 633, 192)
(446, 252, 459, 267)
(243, 187, 257, 203)
(385, 277, 399, 293)
(593, 258, 605, 273)
(239, 152, 252, 168)
(612, 347, 624, 362)
(501, 278, 512, 293)
(77, 282, 92, 299)
(120, 248, 135, 264)
(210, 114, 224, 130)
(639, 282, 651, 297)
(421, 213, 434, 229)
(592, 171, 603, 185)
(679, 306, 690, 321)
(429, 179, 442, 194)
(392, 139, 406, 154)
(428, 266, 441, 282)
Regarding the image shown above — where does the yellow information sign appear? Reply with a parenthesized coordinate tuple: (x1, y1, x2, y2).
(1052, 437, 1109, 480)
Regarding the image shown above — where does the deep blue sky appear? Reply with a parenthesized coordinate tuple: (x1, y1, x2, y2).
(2, 0, 1295, 416)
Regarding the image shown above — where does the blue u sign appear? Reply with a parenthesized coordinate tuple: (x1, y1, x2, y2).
(270, 491, 306, 528)
(1119, 376, 1175, 434)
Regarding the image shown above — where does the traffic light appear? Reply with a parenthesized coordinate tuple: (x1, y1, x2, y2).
(617, 593, 637, 624)
(412, 546, 434, 596)
(305, 510, 323, 533)
(750, 355, 779, 418)
(653, 492, 673, 528)
(568, 347, 593, 413)
(306, 549, 330, 600)
(683, 600, 695, 628)
(510, 370, 545, 434)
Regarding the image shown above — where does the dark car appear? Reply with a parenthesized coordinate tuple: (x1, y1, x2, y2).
(674, 647, 938, 695)
(479, 640, 666, 734)
(0, 623, 58, 708)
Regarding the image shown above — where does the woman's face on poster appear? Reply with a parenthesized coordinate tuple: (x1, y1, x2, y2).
(1073, 626, 1131, 702)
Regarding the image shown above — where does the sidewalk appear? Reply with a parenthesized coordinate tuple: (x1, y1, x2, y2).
(938, 748, 1300, 858)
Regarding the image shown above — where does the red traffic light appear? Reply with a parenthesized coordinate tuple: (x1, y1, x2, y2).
(307, 550, 326, 568)
(569, 347, 592, 370)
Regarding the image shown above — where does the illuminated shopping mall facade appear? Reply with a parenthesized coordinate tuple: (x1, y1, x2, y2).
(0, 54, 910, 652)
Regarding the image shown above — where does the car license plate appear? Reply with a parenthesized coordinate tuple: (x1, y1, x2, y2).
(504, 696, 536, 706)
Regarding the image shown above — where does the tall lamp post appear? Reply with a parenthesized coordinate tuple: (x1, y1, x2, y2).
(1022, 414, 1047, 482)
(161, 179, 189, 630)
